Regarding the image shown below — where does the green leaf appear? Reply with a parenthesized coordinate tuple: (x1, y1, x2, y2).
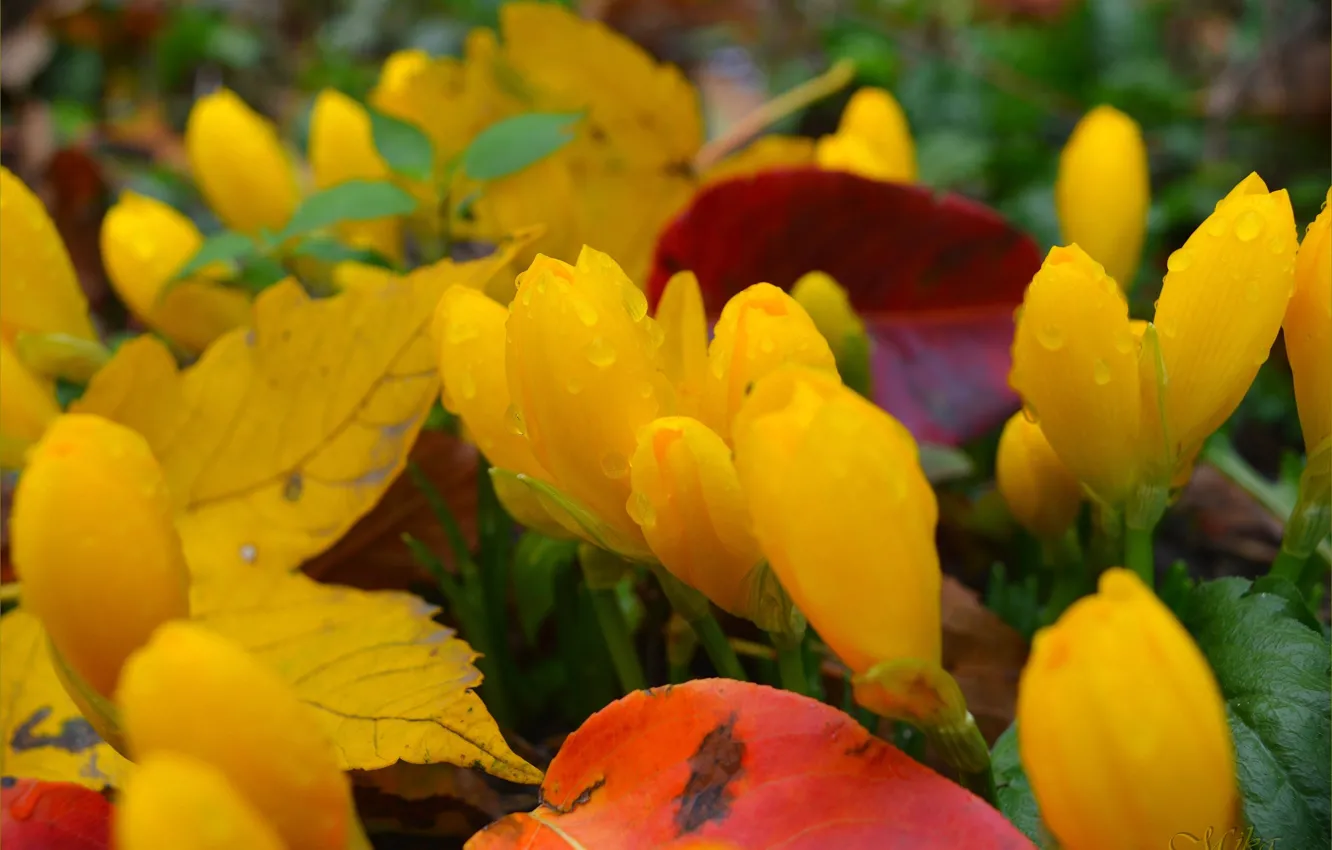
(278, 180, 418, 242)
(991, 723, 1058, 848)
(173, 231, 256, 280)
(367, 107, 435, 181)
(513, 532, 579, 646)
(288, 235, 396, 269)
(1178, 577, 1331, 848)
(917, 442, 975, 484)
(461, 112, 582, 181)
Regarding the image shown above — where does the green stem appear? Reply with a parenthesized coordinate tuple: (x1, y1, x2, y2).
(1087, 501, 1123, 574)
(588, 586, 646, 694)
(1124, 524, 1156, 588)
(773, 636, 809, 696)
(922, 712, 997, 805)
(651, 565, 748, 681)
(1270, 548, 1310, 585)
(475, 457, 522, 712)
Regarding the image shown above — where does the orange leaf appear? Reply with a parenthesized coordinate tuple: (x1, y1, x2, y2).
(466, 680, 1034, 849)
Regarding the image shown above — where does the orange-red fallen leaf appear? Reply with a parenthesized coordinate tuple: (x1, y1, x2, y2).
(0, 779, 111, 850)
(466, 679, 1035, 849)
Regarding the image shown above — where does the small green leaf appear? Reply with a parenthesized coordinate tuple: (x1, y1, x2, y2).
(462, 112, 582, 181)
(917, 442, 975, 484)
(232, 255, 289, 294)
(288, 235, 396, 269)
(278, 180, 418, 242)
(367, 107, 435, 181)
(991, 723, 1058, 848)
(512, 532, 579, 645)
(173, 231, 256, 280)
(1178, 577, 1331, 848)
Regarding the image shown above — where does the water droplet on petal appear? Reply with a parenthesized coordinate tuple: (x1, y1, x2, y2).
(1036, 324, 1065, 351)
(759, 337, 775, 354)
(585, 336, 617, 369)
(622, 286, 648, 321)
(628, 491, 657, 530)
(1093, 359, 1111, 386)
(457, 371, 477, 400)
(1205, 216, 1227, 237)
(566, 377, 582, 394)
(520, 286, 534, 307)
(447, 320, 479, 344)
(239, 543, 258, 564)
(504, 404, 526, 436)
(1268, 235, 1287, 254)
(1022, 403, 1040, 424)
(1114, 331, 1135, 354)
(1234, 209, 1264, 242)
(574, 299, 599, 327)
(1165, 249, 1193, 273)
(600, 452, 629, 479)
(1158, 316, 1178, 339)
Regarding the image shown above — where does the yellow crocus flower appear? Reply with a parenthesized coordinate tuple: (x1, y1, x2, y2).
(1286, 189, 1331, 457)
(996, 411, 1082, 540)
(732, 365, 940, 675)
(815, 87, 916, 184)
(1017, 568, 1238, 850)
(0, 339, 60, 469)
(1056, 105, 1150, 290)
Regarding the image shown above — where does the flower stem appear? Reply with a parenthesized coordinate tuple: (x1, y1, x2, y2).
(588, 586, 646, 694)
(1124, 524, 1155, 588)
(651, 564, 748, 681)
(1270, 548, 1310, 585)
(922, 712, 997, 805)
(773, 634, 809, 696)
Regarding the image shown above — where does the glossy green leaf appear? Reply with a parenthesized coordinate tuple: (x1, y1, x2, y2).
(991, 722, 1057, 848)
(173, 231, 255, 280)
(278, 180, 418, 242)
(368, 106, 435, 181)
(462, 112, 582, 181)
(512, 532, 579, 645)
(288, 235, 396, 269)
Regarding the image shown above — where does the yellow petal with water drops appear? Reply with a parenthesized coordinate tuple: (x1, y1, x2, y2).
(71, 231, 534, 575)
(0, 338, 59, 469)
(815, 87, 915, 183)
(702, 283, 837, 444)
(1152, 173, 1298, 464)
(1010, 245, 1142, 505)
(628, 417, 763, 618)
(0, 166, 96, 343)
(309, 88, 403, 266)
(116, 752, 286, 850)
(0, 609, 132, 789)
(186, 89, 300, 235)
(101, 191, 252, 354)
(1055, 105, 1149, 290)
(656, 271, 708, 417)
(505, 249, 669, 551)
(1286, 189, 1331, 454)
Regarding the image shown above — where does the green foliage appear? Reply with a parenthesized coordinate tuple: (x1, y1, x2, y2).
(277, 180, 419, 242)
(512, 532, 580, 645)
(461, 112, 583, 180)
(173, 231, 256, 280)
(367, 107, 435, 181)
(991, 723, 1057, 848)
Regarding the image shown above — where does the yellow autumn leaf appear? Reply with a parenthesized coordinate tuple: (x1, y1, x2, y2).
(0, 609, 132, 790)
(71, 231, 536, 574)
(2, 561, 542, 787)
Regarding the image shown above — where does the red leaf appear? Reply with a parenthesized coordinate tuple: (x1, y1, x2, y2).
(1, 779, 112, 850)
(465, 679, 1034, 849)
(646, 168, 1042, 444)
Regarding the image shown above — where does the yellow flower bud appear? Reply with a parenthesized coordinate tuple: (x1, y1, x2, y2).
(790, 271, 864, 358)
(12, 414, 189, 697)
(118, 622, 353, 850)
(1153, 173, 1297, 463)
(0, 166, 97, 343)
(116, 752, 285, 850)
(1010, 245, 1143, 505)
(628, 417, 762, 618)
(703, 283, 836, 444)
(505, 249, 670, 549)
(732, 366, 940, 675)
(996, 412, 1082, 540)
(0, 338, 59, 469)
(815, 87, 916, 184)
(101, 191, 252, 353)
(186, 89, 300, 235)
(1055, 105, 1149, 289)
(1017, 568, 1238, 850)
(655, 271, 708, 418)
(309, 88, 403, 264)
(1285, 189, 1330, 455)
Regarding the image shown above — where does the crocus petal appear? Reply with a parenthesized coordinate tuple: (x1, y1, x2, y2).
(101, 191, 252, 354)
(1153, 173, 1298, 462)
(1286, 189, 1331, 454)
(1010, 245, 1141, 504)
(1018, 569, 1238, 850)
(996, 412, 1082, 540)
(629, 416, 762, 618)
(815, 87, 916, 183)
(0, 166, 96, 343)
(186, 89, 300, 235)
(1055, 105, 1149, 290)
(655, 270, 709, 417)
(733, 366, 940, 675)
(0, 338, 59, 469)
(116, 753, 286, 850)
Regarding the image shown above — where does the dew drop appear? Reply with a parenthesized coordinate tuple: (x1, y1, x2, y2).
(520, 286, 534, 307)
(574, 299, 599, 327)
(759, 337, 776, 354)
(1021, 403, 1040, 424)
(566, 377, 582, 395)
(457, 370, 477, 400)
(447, 320, 479, 344)
(585, 336, 617, 369)
(504, 404, 526, 436)
(1114, 331, 1135, 354)
(1036, 323, 1065, 351)
(628, 491, 657, 530)
(1234, 209, 1264, 242)
(1205, 216, 1227, 237)
(600, 451, 629, 479)
(622, 285, 649, 321)
(1157, 316, 1178, 339)
(239, 543, 258, 564)
(640, 383, 654, 399)
(1165, 249, 1193, 273)
(1092, 359, 1111, 386)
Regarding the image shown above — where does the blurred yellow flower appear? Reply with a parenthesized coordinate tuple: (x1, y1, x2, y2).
(186, 88, 301, 235)
(1018, 568, 1237, 850)
(1056, 105, 1150, 290)
(1286, 189, 1331, 457)
(815, 87, 916, 184)
(116, 752, 285, 850)
(12, 414, 189, 698)
(119, 621, 355, 850)
(0, 339, 59, 470)
(101, 191, 252, 354)
(732, 366, 939, 675)
(655, 271, 708, 418)
(996, 411, 1082, 540)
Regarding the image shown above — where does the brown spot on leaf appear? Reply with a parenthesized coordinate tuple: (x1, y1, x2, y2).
(674, 713, 745, 835)
(539, 777, 605, 815)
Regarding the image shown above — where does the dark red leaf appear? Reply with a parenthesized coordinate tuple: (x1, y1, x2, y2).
(465, 679, 1034, 849)
(647, 168, 1042, 445)
(1, 779, 112, 850)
